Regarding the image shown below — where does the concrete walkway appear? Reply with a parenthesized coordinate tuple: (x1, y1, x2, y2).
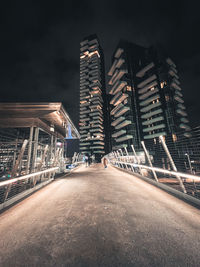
(1, 164, 200, 267)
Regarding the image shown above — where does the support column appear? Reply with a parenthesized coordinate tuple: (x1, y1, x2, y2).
(131, 144, 142, 174)
(159, 136, 186, 193)
(26, 126, 34, 174)
(50, 134, 54, 167)
(31, 127, 39, 172)
(141, 141, 158, 182)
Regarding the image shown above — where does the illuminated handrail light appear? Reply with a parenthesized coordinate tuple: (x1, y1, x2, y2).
(0, 167, 59, 187)
(113, 161, 200, 182)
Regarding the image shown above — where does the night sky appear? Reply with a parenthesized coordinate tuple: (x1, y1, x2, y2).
(0, 0, 200, 128)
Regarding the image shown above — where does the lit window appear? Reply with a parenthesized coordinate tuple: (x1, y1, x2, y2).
(160, 81, 167, 88)
(172, 133, 177, 142)
(165, 95, 169, 102)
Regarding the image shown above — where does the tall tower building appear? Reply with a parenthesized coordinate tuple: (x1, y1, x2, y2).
(107, 40, 145, 151)
(79, 34, 107, 161)
(108, 41, 191, 156)
(136, 45, 191, 141)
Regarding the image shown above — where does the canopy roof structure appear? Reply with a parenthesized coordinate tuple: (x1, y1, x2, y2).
(0, 102, 80, 140)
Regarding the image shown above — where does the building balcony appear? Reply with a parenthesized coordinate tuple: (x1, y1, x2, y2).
(88, 38, 98, 46)
(80, 146, 90, 150)
(108, 69, 127, 86)
(110, 91, 121, 105)
(116, 134, 133, 143)
(168, 70, 179, 80)
(80, 134, 88, 138)
(80, 142, 90, 146)
(111, 92, 128, 106)
(112, 144, 128, 150)
(136, 62, 155, 78)
(111, 116, 125, 127)
(166, 58, 176, 68)
(138, 80, 158, 95)
(143, 123, 166, 133)
(175, 90, 183, 98)
(90, 119, 103, 125)
(90, 128, 103, 133)
(110, 103, 123, 116)
(174, 95, 184, 104)
(172, 77, 180, 85)
(80, 95, 89, 101)
(80, 45, 88, 52)
(142, 116, 164, 126)
(90, 111, 103, 117)
(80, 130, 87, 134)
(176, 109, 187, 117)
(93, 150, 104, 154)
(140, 94, 160, 106)
(171, 82, 181, 91)
(112, 69, 127, 86)
(108, 59, 118, 76)
(108, 57, 125, 77)
(93, 115, 103, 121)
(110, 80, 127, 95)
(80, 125, 90, 130)
(112, 129, 126, 138)
(180, 117, 189, 123)
(141, 108, 163, 119)
(180, 123, 191, 131)
(115, 120, 131, 130)
(114, 106, 130, 117)
(80, 80, 89, 86)
(93, 141, 104, 146)
(80, 88, 89, 94)
(80, 39, 88, 46)
(140, 102, 161, 113)
(137, 74, 157, 88)
(144, 131, 167, 139)
(80, 102, 89, 107)
(80, 117, 90, 122)
(80, 114, 87, 119)
(91, 123, 103, 130)
(114, 48, 124, 58)
(183, 132, 192, 138)
(80, 110, 90, 115)
(90, 96, 103, 103)
(90, 146, 104, 150)
(139, 87, 159, 100)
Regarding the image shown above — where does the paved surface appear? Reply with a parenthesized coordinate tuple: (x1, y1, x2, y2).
(1, 164, 200, 267)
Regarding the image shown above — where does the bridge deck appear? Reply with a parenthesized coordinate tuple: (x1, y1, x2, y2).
(1, 164, 200, 266)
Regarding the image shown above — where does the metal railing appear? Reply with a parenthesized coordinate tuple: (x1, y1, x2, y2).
(0, 167, 58, 206)
(106, 136, 200, 200)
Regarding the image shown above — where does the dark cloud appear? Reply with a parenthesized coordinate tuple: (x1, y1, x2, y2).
(0, 0, 199, 127)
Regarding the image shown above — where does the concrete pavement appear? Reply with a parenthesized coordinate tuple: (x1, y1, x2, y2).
(0, 163, 200, 266)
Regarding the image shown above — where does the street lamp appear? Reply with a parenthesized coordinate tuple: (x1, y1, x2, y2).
(185, 153, 192, 174)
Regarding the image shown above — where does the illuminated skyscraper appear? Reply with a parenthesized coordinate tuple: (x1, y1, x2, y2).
(79, 34, 107, 161)
(108, 41, 191, 153)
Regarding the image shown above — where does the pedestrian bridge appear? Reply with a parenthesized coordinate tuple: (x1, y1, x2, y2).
(1, 164, 200, 266)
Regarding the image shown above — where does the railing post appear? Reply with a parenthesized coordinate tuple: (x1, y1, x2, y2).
(141, 141, 159, 182)
(114, 151, 120, 168)
(122, 148, 129, 171)
(131, 144, 142, 175)
(31, 127, 39, 172)
(26, 126, 34, 174)
(159, 135, 187, 193)
(117, 150, 123, 168)
(3, 139, 28, 202)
